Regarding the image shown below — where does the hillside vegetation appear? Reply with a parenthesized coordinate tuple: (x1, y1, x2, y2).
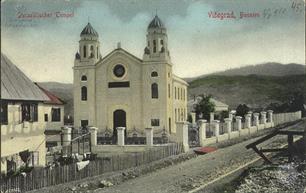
(188, 74, 306, 109)
(185, 63, 305, 82)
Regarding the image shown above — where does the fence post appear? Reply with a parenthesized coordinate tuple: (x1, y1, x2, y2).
(229, 112, 234, 121)
(267, 110, 274, 127)
(88, 127, 98, 146)
(210, 112, 214, 122)
(117, 127, 125, 146)
(260, 111, 267, 126)
(62, 127, 71, 156)
(62, 127, 72, 146)
(224, 118, 232, 139)
(245, 113, 252, 128)
(253, 113, 259, 128)
(236, 116, 242, 135)
(198, 119, 207, 146)
(214, 120, 220, 142)
(145, 128, 153, 147)
(191, 112, 196, 125)
(176, 122, 189, 152)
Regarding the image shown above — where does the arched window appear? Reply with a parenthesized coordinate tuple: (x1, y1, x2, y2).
(153, 40, 156, 53)
(81, 75, 87, 81)
(90, 45, 94, 58)
(151, 71, 158, 77)
(83, 45, 87, 58)
(151, 83, 158, 99)
(96, 46, 99, 59)
(81, 86, 87, 101)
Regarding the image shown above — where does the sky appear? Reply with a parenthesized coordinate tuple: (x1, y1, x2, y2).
(1, 0, 305, 83)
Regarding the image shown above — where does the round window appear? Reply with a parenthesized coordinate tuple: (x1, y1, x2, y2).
(113, 64, 125, 78)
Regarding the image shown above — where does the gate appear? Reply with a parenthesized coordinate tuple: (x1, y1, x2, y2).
(188, 123, 200, 147)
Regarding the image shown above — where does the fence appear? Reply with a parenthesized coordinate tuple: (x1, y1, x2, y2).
(0, 143, 184, 192)
(197, 111, 302, 146)
(273, 111, 302, 126)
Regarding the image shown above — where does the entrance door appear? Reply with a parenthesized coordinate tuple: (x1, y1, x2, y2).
(113, 109, 126, 143)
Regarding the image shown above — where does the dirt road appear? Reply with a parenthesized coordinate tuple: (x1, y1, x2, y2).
(95, 120, 305, 193)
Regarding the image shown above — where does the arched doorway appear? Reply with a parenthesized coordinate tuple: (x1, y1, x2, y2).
(113, 109, 126, 143)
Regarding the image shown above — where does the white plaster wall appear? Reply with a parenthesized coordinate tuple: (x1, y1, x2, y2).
(1, 102, 47, 173)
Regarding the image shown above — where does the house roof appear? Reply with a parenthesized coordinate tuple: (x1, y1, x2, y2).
(35, 83, 65, 105)
(1, 53, 49, 101)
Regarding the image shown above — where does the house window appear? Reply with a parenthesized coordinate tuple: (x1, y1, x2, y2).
(168, 84, 170, 98)
(44, 114, 48, 122)
(21, 103, 38, 122)
(81, 86, 87, 101)
(151, 83, 158, 99)
(83, 45, 86, 58)
(0, 101, 8, 125)
(29, 151, 39, 167)
(81, 75, 87, 81)
(160, 39, 164, 45)
(181, 88, 183, 100)
(151, 119, 160, 126)
(175, 109, 177, 122)
(175, 87, 177, 99)
(51, 108, 61, 122)
(169, 118, 171, 134)
(81, 120, 88, 128)
(151, 71, 158, 77)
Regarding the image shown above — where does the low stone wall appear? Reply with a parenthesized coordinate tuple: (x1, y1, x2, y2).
(273, 111, 302, 126)
(198, 111, 302, 146)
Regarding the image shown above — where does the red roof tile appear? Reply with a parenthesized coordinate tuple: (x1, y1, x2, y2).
(35, 83, 65, 105)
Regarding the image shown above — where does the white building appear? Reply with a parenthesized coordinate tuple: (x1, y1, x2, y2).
(36, 84, 65, 148)
(73, 15, 188, 136)
(0, 54, 65, 174)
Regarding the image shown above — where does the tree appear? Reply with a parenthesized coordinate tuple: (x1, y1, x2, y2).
(236, 104, 250, 117)
(194, 94, 215, 121)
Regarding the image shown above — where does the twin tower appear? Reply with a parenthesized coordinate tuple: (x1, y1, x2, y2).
(73, 15, 188, 136)
(75, 15, 171, 66)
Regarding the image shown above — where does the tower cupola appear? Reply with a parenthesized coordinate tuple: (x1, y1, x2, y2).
(143, 15, 170, 62)
(75, 22, 101, 65)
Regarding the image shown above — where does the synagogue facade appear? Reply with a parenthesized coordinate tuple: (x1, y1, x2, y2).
(73, 15, 188, 136)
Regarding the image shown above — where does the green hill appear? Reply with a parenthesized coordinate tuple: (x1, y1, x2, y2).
(188, 74, 306, 110)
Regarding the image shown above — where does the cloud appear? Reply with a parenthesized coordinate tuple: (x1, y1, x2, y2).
(1, 0, 305, 83)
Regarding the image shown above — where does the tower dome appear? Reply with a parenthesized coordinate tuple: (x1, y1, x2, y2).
(148, 15, 165, 29)
(80, 22, 99, 37)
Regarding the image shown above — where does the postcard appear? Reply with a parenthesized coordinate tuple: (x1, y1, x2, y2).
(1, 0, 305, 192)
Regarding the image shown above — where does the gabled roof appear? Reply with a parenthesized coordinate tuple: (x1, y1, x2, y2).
(100, 47, 143, 64)
(35, 83, 65, 105)
(1, 53, 49, 101)
(80, 22, 99, 37)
